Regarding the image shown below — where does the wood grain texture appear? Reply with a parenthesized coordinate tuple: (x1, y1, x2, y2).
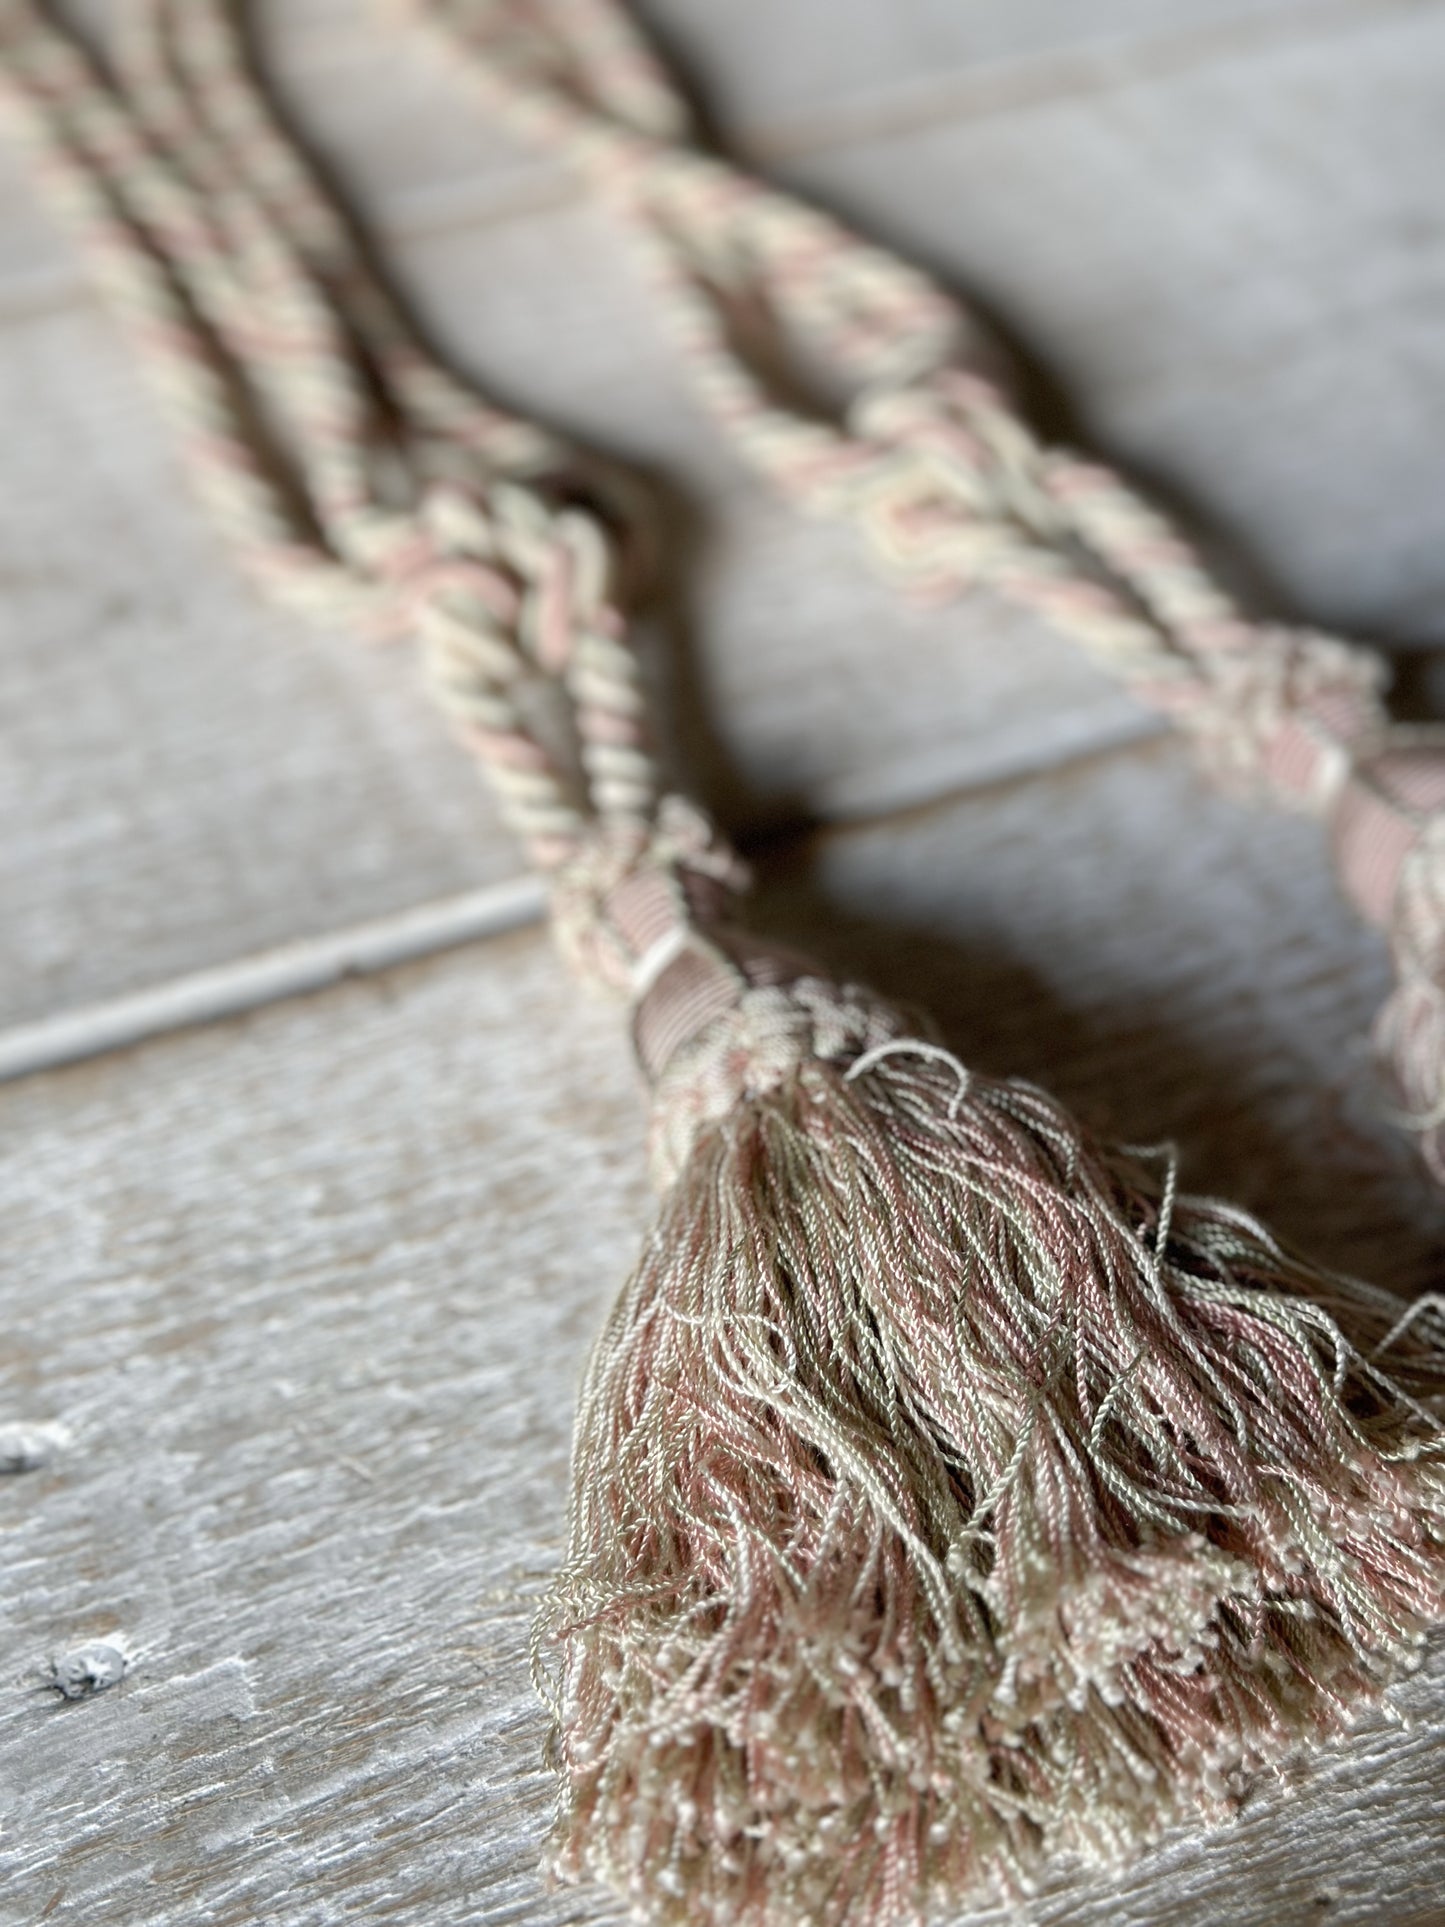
(0, 305, 531, 1033)
(4, 2, 1445, 1028)
(3, 741, 1444, 1927)
(637, 0, 1410, 142)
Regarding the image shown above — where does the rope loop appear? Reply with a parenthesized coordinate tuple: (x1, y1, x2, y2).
(843, 367, 1063, 600)
(350, 479, 654, 866)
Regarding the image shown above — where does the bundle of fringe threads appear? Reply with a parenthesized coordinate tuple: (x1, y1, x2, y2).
(4, 3, 1444, 1923)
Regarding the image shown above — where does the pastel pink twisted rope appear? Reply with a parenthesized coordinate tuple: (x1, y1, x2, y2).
(407, 0, 1445, 1179)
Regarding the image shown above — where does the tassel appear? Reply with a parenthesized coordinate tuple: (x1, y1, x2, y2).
(539, 838, 1445, 1925)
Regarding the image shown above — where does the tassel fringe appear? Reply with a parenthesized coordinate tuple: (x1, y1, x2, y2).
(538, 991, 1445, 1926)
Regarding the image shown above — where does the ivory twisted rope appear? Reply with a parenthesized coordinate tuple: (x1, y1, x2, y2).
(404, 0, 1445, 1178)
(0, 0, 667, 877)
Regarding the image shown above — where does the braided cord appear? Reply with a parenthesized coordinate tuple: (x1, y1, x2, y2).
(0, 0, 366, 621)
(112, 0, 560, 485)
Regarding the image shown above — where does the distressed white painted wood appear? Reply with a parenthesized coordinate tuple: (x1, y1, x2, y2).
(2, 741, 1444, 1927)
(5, 9, 1445, 1903)
(0, 305, 542, 1032)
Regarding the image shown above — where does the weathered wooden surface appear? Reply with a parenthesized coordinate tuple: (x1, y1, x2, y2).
(5, 1, 1445, 1922)
(4, 746, 1445, 1927)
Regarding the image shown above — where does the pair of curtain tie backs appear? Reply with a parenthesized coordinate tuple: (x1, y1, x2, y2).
(3, 5, 1443, 1924)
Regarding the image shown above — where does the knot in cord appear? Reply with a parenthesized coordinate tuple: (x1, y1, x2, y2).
(1331, 738, 1445, 931)
(843, 368, 1066, 597)
(373, 480, 617, 674)
(847, 370, 1396, 817)
(1147, 620, 1388, 812)
(359, 482, 657, 871)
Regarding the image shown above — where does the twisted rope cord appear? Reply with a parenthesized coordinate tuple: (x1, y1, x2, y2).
(406, 0, 1445, 1174)
(0, 0, 827, 1111)
(0, 0, 352, 620)
(110, 0, 561, 493)
(0, 0, 678, 889)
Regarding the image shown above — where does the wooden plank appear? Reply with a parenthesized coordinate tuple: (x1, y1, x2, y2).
(637, 0, 1406, 142)
(0, 925, 646, 1927)
(2, 737, 1443, 1925)
(0, 307, 532, 1031)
